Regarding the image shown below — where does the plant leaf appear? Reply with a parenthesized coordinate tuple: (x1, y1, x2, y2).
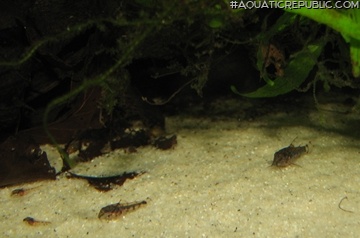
(232, 42, 324, 98)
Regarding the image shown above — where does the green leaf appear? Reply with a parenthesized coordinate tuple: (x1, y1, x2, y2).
(272, 1, 360, 77)
(262, 12, 297, 41)
(232, 42, 324, 98)
(255, 13, 296, 86)
(349, 38, 360, 77)
(208, 16, 224, 29)
(274, 1, 360, 41)
(346, 9, 360, 77)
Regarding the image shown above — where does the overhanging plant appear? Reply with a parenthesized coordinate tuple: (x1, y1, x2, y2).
(231, 1, 360, 98)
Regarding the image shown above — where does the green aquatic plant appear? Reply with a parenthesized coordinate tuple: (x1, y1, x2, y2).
(232, 41, 324, 98)
(231, 11, 325, 97)
(278, 2, 360, 78)
(231, 1, 360, 98)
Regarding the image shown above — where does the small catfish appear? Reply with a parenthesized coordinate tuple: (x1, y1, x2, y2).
(272, 141, 308, 167)
(98, 200, 147, 220)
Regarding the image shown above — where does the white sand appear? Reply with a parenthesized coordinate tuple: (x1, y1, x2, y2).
(1, 95, 360, 237)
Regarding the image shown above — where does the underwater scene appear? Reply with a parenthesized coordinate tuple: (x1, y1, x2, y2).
(1, 1, 360, 237)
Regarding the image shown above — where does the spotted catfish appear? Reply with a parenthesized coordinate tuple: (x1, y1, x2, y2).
(98, 200, 147, 220)
(272, 142, 309, 167)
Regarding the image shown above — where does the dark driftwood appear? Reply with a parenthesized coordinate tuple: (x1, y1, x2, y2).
(0, 135, 56, 187)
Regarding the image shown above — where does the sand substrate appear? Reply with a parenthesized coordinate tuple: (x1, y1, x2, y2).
(1, 96, 360, 237)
